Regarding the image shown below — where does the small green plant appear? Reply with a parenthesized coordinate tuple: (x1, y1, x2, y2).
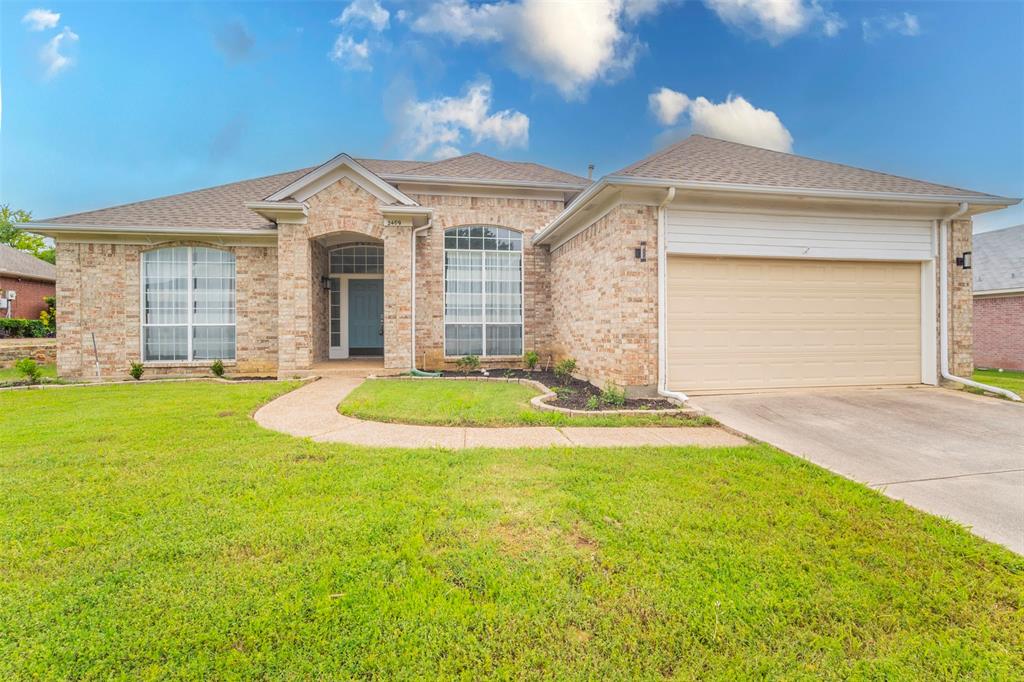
(553, 358, 577, 381)
(211, 359, 225, 378)
(585, 395, 601, 410)
(600, 383, 627, 407)
(39, 296, 56, 335)
(553, 385, 576, 397)
(455, 355, 480, 374)
(15, 357, 41, 384)
(523, 350, 539, 371)
(502, 368, 516, 380)
(129, 361, 144, 381)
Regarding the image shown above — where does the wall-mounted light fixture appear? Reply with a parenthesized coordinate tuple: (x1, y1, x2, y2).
(320, 276, 332, 290)
(956, 251, 972, 270)
(634, 241, 647, 262)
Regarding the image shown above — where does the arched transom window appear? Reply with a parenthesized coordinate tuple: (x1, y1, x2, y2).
(330, 244, 383, 274)
(444, 226, 523, 357)
(141, 246, 236, 361)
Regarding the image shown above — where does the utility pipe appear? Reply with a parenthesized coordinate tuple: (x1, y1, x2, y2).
(409, 220, 434, 373)
(938, 203, 1021, 400)
(656, 186, 689, 405)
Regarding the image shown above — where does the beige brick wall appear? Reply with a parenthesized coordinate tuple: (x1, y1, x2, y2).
(406, 193, 565, 370)
(549, 204, 659, 393)
(946, 219, 974, 378)
(56, 240, 277, 380)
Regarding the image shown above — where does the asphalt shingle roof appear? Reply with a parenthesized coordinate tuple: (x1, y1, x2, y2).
(36, 153, 588, 230)
(973, 224, 1024, 293)
(615, 135, 1007, 200)
(0, 244, 57, 282)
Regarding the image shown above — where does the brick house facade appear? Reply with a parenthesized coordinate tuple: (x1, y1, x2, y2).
(971, 224, 1024, 371)
(29, 137, 1017, 392)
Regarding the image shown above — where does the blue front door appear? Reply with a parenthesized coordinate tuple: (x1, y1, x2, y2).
(348, 279, 384, 355)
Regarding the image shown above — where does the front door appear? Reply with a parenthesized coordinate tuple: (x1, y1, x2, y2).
(347, 278, 384, 356)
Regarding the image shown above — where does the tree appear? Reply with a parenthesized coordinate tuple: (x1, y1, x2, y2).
(0, 204, 55, 264)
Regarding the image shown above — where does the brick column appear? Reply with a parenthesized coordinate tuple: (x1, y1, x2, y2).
(55, 241, 84, 378)
(947, 219, 974, 377)
(276, 221, 314, 374)
(383, 225, 412, 370)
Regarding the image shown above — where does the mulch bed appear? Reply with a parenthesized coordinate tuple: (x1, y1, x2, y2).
(437, 369, 678, 411)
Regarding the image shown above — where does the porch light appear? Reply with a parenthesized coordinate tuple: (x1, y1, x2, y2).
(956, 251, 972, 270)
(635, 241, 647, 262)
(320, 276, 332, 290)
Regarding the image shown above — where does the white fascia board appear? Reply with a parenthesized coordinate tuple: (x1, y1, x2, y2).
(380, 205, 433, 216)
(244, 201, 308, 224)
(381, 174, 589, 192)
(974, 287, 1024, 297)
(533, 175, 1021, 246)
(607, 175, 1020, 207)
(265, 153, 418, 206)
(19, 222, 277, 242)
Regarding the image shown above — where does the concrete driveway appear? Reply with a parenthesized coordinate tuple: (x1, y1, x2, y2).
(692, 387, 1024, 553)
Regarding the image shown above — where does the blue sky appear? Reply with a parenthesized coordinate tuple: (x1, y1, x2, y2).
(2, 0, 1022, 230)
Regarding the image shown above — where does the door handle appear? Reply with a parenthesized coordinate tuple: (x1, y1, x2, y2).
(379, 315, 384, 336)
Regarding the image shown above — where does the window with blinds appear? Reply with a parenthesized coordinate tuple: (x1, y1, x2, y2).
(443, 226, 523, 356)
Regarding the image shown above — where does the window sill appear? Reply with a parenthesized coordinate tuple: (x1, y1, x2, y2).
(143, 360, 238, 367)
(443, 355, 522, 362)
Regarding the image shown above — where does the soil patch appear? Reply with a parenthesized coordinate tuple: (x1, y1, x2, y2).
(438, 369, 678, 411)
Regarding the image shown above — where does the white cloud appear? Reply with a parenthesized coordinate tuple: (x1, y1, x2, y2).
(703, 0, 843, 44)
(412, 0, 669, 100)
(333, 0, 390, 32)
(649, 87, 691, 126)
(41, 26, 78, 77)
(329, 34, 371, 70)
(400, 80, 529, 158)
(22, 8, 60, 31)
(649, 88, 793, 152)
(862, 12, 920, 42)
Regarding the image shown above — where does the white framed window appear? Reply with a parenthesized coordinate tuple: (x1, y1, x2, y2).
(141, 247, 236, 362)
(444, 226, 523, 356)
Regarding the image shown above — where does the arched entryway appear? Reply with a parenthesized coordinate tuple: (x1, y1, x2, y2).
(326, 241, 385, 359)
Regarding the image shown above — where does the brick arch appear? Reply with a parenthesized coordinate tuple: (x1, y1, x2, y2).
(305, 177, 386, 241)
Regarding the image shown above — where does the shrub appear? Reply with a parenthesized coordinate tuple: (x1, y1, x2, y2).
(0, 318, 47, 339)
(129, 361, 144, 381)
(211, 359, 225, 378)
(523, 350, 539, 371)
(553, 358, 577, 381)
(15, 358, 41, 384)
(585, 395, 601, 410)
(455, 355, 480, 374)
(600, 383, 627, 407)
(39, 296, 56, 335)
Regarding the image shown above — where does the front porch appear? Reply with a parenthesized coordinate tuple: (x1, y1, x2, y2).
(286, 358, 405, 379)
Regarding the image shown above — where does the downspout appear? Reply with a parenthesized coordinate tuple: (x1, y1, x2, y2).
(410, 220, 438, 375)
(657, 186, 689, 404)
(938, 203, 1021, 400)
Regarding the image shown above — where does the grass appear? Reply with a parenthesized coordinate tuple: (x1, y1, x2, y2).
(0, 361, 57, 383)
(338, 378, 712, 427)
(972, 368, 1024, 397)
(1, 382, 1022, 678)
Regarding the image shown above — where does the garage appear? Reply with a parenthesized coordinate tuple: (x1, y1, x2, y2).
(663, 209, 934, 393)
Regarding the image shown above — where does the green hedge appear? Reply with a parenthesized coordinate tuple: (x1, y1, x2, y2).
(0, 318, 50, 339)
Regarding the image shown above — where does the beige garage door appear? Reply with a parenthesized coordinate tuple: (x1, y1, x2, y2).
(667, 256, 922, 392)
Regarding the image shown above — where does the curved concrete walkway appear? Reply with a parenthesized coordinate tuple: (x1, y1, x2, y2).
(254, 377, 747, 449)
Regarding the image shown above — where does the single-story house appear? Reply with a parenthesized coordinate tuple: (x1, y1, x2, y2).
(25, 135, 1020, 394)
(0, 244, 56, 320)
(973, 224, 1024, 370)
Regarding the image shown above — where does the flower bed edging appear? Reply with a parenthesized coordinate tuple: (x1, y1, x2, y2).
(378, 374, 704, 417)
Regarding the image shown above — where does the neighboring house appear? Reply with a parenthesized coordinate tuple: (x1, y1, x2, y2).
(973, 224, 1024, 370)
(25, 135, 1020, 393)
(0, 244, 56, 320)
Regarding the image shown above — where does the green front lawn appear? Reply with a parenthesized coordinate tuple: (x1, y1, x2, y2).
(973, 368, 1024, 397)
(1, 382, 1022, 678)
(0, 361, 57, 383)
(338, 378, 711, 426)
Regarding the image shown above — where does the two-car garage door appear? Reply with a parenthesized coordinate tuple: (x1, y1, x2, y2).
(663, 210, 931, 393)
(666, 257, 922, 392)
